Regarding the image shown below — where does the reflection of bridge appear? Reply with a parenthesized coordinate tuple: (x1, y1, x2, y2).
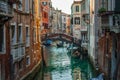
(41, 33, 88, 58)
(41, 33, 81, 46)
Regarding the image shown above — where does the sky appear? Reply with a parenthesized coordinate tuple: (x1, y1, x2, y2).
(51, 0, 74, 14)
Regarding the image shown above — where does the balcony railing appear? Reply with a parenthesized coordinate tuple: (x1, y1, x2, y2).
(110, 25, 120, 33)
(81, 26, 87, 31)
(11, 43, 25, 63)
(0, 1, 13, 17)
(101, 24, 110, 29)
(101, 23, 120, 33)
(8, 0, 21, 4)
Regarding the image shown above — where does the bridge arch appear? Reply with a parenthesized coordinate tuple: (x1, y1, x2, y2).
(41, 33, 82, 46)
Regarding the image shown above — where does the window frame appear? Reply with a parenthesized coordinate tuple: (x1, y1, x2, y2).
(42, 2, 47, 6)
(0, 25, 6, 53)
(10, 23, 16, 45)
(18, 0, 22, 11)
(25, 0, 29, 13)
(75, 5, 79, 12)
(25, 25, 30, 47)
(18, 24, 23, 43)
(74, 17, 80, 24)
(26, 56, 30, 67)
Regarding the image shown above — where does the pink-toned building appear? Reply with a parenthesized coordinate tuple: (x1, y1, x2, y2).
(40, 0, 52, 35)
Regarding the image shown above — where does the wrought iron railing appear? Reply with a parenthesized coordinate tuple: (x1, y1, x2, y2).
(11, 44, 25, 62)
(0, 1, 13, 16)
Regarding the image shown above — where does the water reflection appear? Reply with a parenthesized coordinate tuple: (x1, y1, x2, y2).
(42, 46, 96, 80)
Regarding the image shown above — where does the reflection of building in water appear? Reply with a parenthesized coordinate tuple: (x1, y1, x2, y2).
(72, 67, 81, 80)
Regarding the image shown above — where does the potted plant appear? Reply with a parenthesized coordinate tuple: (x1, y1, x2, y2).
(98, 7, 106, 14)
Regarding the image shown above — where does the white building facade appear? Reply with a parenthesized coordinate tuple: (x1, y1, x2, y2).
(51, 8, 62, 33)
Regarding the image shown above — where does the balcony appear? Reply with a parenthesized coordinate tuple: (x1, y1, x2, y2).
(11, 43, 25, 63)
(82, 14, 90, 24)
(101, 24, 120, 33)
(101, 13, 120, 33)
(0, 1, 13, 23)
(98, 0, 120, 16)
(110, 25, 120, 33)
(98, 11, 120, 17)
(81, 26, 87, 31)
(101, 24, 110, 30)
(81, 40, 88, 48)
(8, 0, 21, 4)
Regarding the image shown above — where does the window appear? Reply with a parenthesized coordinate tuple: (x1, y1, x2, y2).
(64, 18, 66, 22)
(81, 2, 85, 11)
(15, 49, 18, 58)
(13, 4, 16, 9)
(32, 0, 34, 14)
(18, 26, 22, 42)
(13, 63, 17, 74)
(42, 2, 47, 6)
(26, 56, 30, 66)
(25, 0, 29, 13)
(11, 25, 16, 44)
(18, 0, 22, 11)
(26, 27, 30, 46)
(0, 26, 4, 52)
(44, 13, 47, 18)
(74, 17, 80, 24)
(75, 6, 79, 12)
(18, 60, 23, 70)
(64, 24, 66, 28)
(33, 28, 36, 42)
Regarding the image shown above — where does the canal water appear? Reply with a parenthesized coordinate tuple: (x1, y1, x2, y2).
(36, 46, 97, 80)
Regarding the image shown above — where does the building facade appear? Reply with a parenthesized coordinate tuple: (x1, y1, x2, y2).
(61, 12, 71, 34)
(51, 8, 62, 33)
(81, 0, 89, 48)
(0, 0, 15, 79)
(89, 0, 100, 69)
(98, 0, 120, 79)
(66, 15, 71, 35)
(8, 0, 41, 80)
(71, 1, 82, 39)
(61, 12, 67, 33)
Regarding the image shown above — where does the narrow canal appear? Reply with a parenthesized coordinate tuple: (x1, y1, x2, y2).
(36, 45, 98, 80)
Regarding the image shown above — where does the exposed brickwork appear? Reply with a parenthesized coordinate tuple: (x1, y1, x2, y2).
(8, 0, 42, 80)
(98, 32, 120, 79)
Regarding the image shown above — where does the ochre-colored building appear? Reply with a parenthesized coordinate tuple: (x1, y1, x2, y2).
(66, 15, 71, 35)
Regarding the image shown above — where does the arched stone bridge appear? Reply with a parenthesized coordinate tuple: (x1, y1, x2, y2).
(41, 33, 81, 46)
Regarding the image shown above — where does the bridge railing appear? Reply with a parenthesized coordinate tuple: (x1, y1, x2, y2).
(41, 33, 81, 46)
